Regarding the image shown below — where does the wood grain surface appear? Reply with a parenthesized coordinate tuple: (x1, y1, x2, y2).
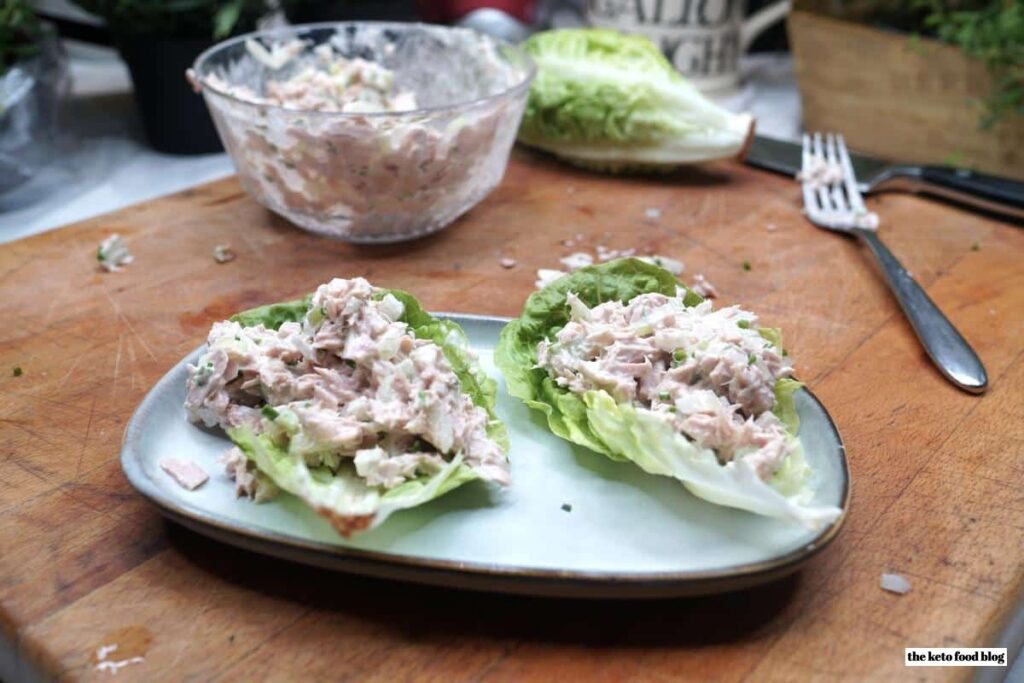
(1, 150, 1022, 682)
(789, 6, 1024, 181)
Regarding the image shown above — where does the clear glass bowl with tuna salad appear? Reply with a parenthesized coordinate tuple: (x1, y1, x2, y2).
(190, 23, 535, 242)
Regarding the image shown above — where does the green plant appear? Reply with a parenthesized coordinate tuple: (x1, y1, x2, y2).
(0, 0, 43, 72)
(917, 0, 1023, 127)
(861, 0, 1023, 127)
(72, 0, 266, 39)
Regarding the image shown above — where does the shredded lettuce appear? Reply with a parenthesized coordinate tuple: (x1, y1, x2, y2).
(518, 29, 754, 172)
(495, 258, 840, 528)
(220, 288, 507, 535)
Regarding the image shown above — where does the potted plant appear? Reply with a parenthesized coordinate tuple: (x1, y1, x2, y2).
(788, 0, 1023, 180)
(281, 0, 417, 25)
(71, 0, 268, 154)
(0, 0, 67, 194)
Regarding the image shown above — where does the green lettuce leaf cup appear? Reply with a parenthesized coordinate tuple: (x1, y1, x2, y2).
(223, 289, 508, 537)
(496, 258, 840, 528)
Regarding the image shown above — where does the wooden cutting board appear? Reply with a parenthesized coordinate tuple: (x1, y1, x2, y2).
(1, 150, 1022, 682)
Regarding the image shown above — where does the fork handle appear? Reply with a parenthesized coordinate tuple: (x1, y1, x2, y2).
(856, 229, 988, 394)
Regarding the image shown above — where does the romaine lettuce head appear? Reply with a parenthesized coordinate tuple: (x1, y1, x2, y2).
(223, 289, 508, 536)
(518, 28, 754, 172)
(495, 258, 840, 528)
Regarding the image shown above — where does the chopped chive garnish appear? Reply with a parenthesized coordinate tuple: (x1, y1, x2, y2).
(737, 320, 750, 329)
(561, 503, 572, 512)
(970, 242, 980, 251)
(261, 405, 279, 420)
(659, 391, 670, 401)
(748, 354, 757, 365)
(742, 260, 752, 271)
(12, 366, 22, 377)
(673, 349, 686, 362)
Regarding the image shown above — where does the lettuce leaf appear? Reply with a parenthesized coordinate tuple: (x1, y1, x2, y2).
(583, 391, 839, 528)
(495, 258, 839, 528)
(220, 287, 507, 536)
(496, 258, 691, 459)
(228, 427, 481, 536)
(518, 28, 753, 172)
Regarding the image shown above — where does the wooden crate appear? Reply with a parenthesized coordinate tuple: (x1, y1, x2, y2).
(787, 4, 1024, 180)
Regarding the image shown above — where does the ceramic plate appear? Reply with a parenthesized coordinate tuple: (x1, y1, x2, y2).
(121, 314, 849, 598)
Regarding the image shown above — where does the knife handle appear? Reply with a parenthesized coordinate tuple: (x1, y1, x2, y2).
(917, 167, 1024, 222)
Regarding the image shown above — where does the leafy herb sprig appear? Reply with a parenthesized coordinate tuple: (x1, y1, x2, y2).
(0, 0, 43, 73)
(853, 0, 1023, 128)
(72, 0, 265, 39)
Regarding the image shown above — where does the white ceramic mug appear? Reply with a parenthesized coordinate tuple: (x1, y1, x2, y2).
(585, 0, 792, 93)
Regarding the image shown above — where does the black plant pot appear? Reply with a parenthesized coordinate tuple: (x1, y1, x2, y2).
(283, 0, 417, 25)
(116, 33, 222, 155)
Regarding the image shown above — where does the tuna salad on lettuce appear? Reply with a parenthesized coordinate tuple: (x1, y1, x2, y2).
(495, 259, 840, 529)
(185, 277, 509, 536)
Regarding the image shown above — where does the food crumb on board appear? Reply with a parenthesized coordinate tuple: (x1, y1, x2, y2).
(566, 186, 577, 194)
(96, 234, 133, 272)
(212, 244, 237, 263)
(535, 268, 567, 289)
(560, 251, 594, 270)
(766, 222, 777, 232)
(561, 503, 572, 512)
(596, 245, 636, 262)
(639, 255, 683, 275)
(690, 273, 718, 299)
(644, 207, 661, 221)
(561, 237, 575, 247)
(499, 257, 517, 269)
(742, 260, 752, 272)
(971, 241, 980, 252)
(94, 643, 144, 675)
(160, 458, 209, 491)
(880, 572, 911, 595)
(538, 250, 684, 289)
(12, 366, 22, 377)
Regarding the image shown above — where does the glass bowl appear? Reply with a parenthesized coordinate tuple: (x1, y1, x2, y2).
(191, 22, 535, 243)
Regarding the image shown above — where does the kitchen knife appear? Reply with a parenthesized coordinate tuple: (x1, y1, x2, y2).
(746, 135, 1024, 222)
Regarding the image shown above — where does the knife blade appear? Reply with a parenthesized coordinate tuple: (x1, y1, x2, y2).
(745, 135, 1024, 223)
(747, 135, 892, 182)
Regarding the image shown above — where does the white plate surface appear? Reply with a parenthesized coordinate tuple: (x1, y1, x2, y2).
(122, 315, 848, 597)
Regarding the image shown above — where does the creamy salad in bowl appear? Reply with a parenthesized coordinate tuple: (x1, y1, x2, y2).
(190, 23, 534, 242)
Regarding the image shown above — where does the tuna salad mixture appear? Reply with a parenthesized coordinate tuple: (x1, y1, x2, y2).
(537, 292, 795, 480)
(196, 29, 528, 241)
(210, 43, 419, 114)
(185, 277, 510, 492)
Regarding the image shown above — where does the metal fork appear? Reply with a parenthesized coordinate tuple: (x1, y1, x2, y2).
(801, 133, 988, 394)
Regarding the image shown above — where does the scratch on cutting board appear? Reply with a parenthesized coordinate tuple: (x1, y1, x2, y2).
(75, 396, 97, 478)
(235, 229, 270, 266)
(112, 334, 124, 391)
(101, 287, 156, 361)
(56, 353, 87, 390)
